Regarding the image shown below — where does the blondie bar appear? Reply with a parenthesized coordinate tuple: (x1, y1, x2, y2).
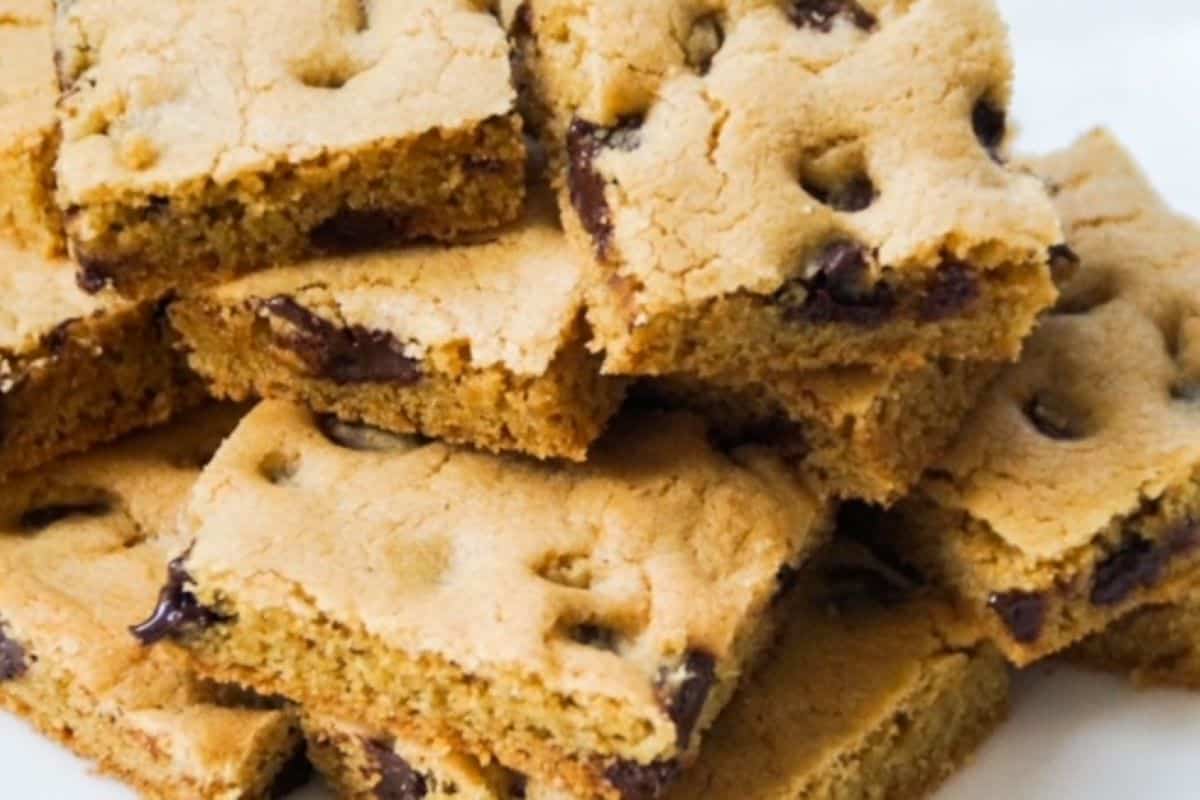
(0, 407, 306, 800)
(54, 0, 526, 300)
(138, 401, 831, 800)
(170, 202, 626, 461)
(507, 0, 1061, 380)
(0, 238, 205, 480)
(887, 130, 1200, 665)
(301, 539, 1008, 800)
(1073, 586, 1200, 690)
(0, 0, 62, 254)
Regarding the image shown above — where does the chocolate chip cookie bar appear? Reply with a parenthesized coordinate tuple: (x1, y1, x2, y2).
(0, 238, 205, 481)
(0, 0, 63, 254)
(170, 203, 626, 461)
(508, 0, 1061, 381)
(886, 130, 1200, 665)
(144, 401, 832, 800)
(0, 407, 306, 800)
(54, 0, 526, 300)
(641, 358, 999, 503)
(1073, 586, 1200, 690)
(301, 539, 1008, 800)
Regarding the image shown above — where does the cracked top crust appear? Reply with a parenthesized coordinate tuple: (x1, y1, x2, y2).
(53, 0, 516, 204)
(919, 130, 1200, 559)
(518, 0, 1061, 313)
(0, 1, 55, 147)
(200, 201, 586, 376)
(182, 401, 829, 718)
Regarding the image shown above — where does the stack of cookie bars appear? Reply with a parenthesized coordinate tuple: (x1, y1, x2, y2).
(0, 1, 1196, 798)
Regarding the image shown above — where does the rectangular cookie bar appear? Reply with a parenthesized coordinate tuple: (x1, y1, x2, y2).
(0, 0, 63, 254)
(507, 0, 1062, 380)
(640, 358, 999, 503)
(53, 0, 526, 300)
(301, 539, 1009, 800)
(0, 237, 205, 481)
(0, 407, 306, 800)
(170, 202, 627, 461)
(884, 130, 1200, 665)
(142, 401, 832, 800)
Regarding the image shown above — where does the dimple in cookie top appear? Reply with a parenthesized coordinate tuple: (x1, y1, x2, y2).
(527, 0, 1062, 314)
(54, 0, 516, 202)
(921, 130, 1200, 559)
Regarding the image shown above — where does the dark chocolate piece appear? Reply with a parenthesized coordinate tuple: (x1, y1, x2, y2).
(987, 589, 1047, 644)
(130, 550, 228, 645)
(802, 174, 877, 213)
(655, 650, 716, 749)
(364, 739, 429, 800)
(311, 210, 412, 251)
(786, 0, 877, 32)
(75, 257, 115, 294)
(604, 759, 681, 800)
(1091, 535, 1167, 607)
(920, 261, 981, 322)
(267, 747, 313, 799)
(570, 623, 619, 652)
(566, 117, 642, 259)
(779, 241, 897, 326)
(0, 627, 27, 681)
(972, 99, 1007, 162)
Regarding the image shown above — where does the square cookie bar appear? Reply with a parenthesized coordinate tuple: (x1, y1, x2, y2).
(301, 540, 1009, 800)
(170, 202, 627, 461)
(885, 130, 1200, 665)
(54, 0, 526, 300)
(0, 238, 205, 481)
(0, 408, 306, 800)
(0, 0, 63, 254)
(1073, 586, 1200, 690)
(143, 401, 832, 800)
(640, 358, 999, 503)
(507, 0, 1062, 380)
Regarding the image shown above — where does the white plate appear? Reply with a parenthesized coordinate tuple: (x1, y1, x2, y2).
(4, 1, 1200, 797)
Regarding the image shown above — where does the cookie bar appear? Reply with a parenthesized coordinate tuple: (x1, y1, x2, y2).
(0, 237, 205, 481)
(507, 0, 1062, 380)
(0, 0, 63, 254)
(1073, 586, 1200, 690)
(0, 407, 306, 800)
(140, 401, 831, 800)
(54, 0, 526, 300)
(301, 540, 1009, 800)
(640, 358, 999, 503)
(886, 130, 1200, 665)
(170, 203, 627, 461)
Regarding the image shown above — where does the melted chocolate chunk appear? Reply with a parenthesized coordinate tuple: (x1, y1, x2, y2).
(311, 210, 411, 251)
(987, 590, 1047, 644)
(130, 551, 228, 645)
(509, 773, 528, 799)
(365, 739, 428, 800)
(566, 117, 642, 259)
(1091, 535, 1167, 607)
(19, 500, 111, 532)
(972, 99, 1007, 162)
(786, 0, 877, 32)
(570, 623, 619, 651)
(780, 241, 897, 326)
(604, 759, 681, 800)
(1024, 393, 1087, 441)
(75, 257, 115, 294)
(920, 261, 981, 322)
(0, 629, 28, 681)
(263, 296, 421, 386)
(802, 174, 877, 213)
(267, 747, 313, 799)
(1048, 244, 1081, 287)
(655, 650, 716, 749)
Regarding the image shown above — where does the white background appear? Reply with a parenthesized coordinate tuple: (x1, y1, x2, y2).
(4, 1, 1199, 797)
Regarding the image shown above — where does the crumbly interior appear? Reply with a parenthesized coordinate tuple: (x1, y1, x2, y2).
(69, 118, 526, 300)
(893, 465, 1200, 665)
(1073, 592, 1200, 690)
(171, 299, 626, 461)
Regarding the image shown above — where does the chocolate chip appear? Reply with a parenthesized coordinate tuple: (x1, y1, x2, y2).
(19, 500, 111, 532)
(509, 774, 528, 799)
(566, 117, 642, 259)
(316, 415, 424, 452)
(779, 240, 897, 326)
(1024, 393, 1088, 441)
(364, 739, 428, 800)
(655, 650, 716, 749)
(75, 258, 115, 294)
(685, 14, 724, 74)
(972, 99, 1007, 162)
(604, 759, 681, 800)
(802, 174, 877, 213)
(570, 623, 619, 652)
(920, 261, 980, 322)
(786, 0, 877, 31)
(1091, 536, 1167, 607)
(0, 628, 27, 681)
(267, 747, 313, 799)
(987, 590, 1047, 644)
(263, 296, 421, 386)
(311, 210, 411, 251)
(40, 318, 81, 354)
(130, 550, 228, 645)
(1048, 244, 1081, 288)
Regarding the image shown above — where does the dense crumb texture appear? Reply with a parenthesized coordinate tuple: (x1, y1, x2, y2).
(509, 0, 1060, 379)
(171, 401, 831, 799)
(0, 239, 205, 480)
(1074, 587, 1200, 690)
(53, 0, 526, 299)
(642, 358, 999, 503)
(171, 207, 627, 461)
(890, 130, 1200, 665)
(0, 408, 304, 800)
(0, 0, 64, 253)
